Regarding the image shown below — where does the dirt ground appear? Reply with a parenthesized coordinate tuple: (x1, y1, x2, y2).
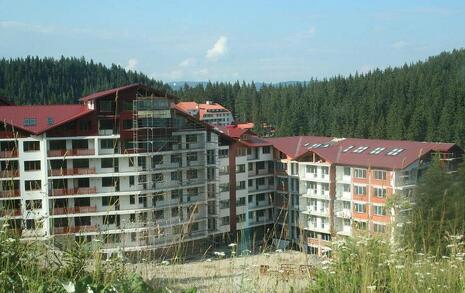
(128, 250, 321, 292)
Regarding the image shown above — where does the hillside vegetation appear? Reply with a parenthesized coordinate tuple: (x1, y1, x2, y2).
(1, 50, 465, 146)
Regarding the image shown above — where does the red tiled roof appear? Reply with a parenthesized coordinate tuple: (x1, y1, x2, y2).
(0, 104, 93, 134)
(265, 136, 335, 159)
(215, 125, 249, 139)
(80, 83, 176, 102)
(265, 136, 458, 170)
(239, 135, 272, 147)
(176, 102, 198, 113)
(237, 123, 254, 129)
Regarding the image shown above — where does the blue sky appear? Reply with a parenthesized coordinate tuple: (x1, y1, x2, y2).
(1, 0, 465, 82)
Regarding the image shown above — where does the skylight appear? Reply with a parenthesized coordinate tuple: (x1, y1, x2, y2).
(342, 146, 354, 152)
(304, 143, 310, 147)
(23, 118, 37, 127)
(387, 148, 404, 156)
(47, 117, 54, 126)
(370, 147, 385, 155)
(353, 146, 368, 153)
(310, 143, 321, 148)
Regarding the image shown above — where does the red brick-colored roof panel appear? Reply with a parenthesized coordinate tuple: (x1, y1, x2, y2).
(0, 105, 93, 134)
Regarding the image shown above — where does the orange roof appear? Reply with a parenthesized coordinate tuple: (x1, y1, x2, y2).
(176, 102, 199, 113)
(237, 123, 254, 129)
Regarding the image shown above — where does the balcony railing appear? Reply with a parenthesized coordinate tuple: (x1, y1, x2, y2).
(0, 150, 18, 158)
(48, 149, 95, 157)
(0, 189, 20, 198)
(51, 206, 97, 215)
(49, 187, 97, 196)
(1, 209, 21, 217)
(54, 225, 98, 234)
(49, 168, 96, 176)
(0, 170, 19, 178)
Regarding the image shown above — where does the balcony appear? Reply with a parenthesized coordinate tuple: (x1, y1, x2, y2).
(0, 150, 18, 158)
(54, 225, 98, 234)
(49, 168, 96, 176)
(1, 209, 21, 217)
(51, 206, 97, 215)
(307, 237, 331, 247)
(49, 187, 97, 196)
(304, 207, 330, 217)
(335, 209, 351, 219)
(336, 190, 352, 201)
(0, 189, 20, 198)
(0, 170, 19, 178)
(48, 149, 95, 157)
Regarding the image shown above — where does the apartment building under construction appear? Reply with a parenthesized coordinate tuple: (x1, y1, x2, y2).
(0, 83, 462, 258)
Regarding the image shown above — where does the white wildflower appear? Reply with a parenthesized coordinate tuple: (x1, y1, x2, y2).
(214, 251, 225, 257)
(228, 243, 237, 247)
(395, 265, 404, 269)
(275, 249, 283, 253)
(161, 260, 170, 265)
(62, 281, 76, 293)
(367, 285, 376, 291)
(205, 258, 212, 262)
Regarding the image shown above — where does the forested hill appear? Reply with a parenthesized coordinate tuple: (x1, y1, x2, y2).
(0, 56, 168, 105)
(176, 49, 465, 146)
(1, 50, 465, 146)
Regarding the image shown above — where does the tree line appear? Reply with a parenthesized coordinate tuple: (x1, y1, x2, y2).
(1, 50, 465, 146)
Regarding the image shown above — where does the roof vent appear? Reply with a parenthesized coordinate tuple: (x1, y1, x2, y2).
(47, 117, 54, 125)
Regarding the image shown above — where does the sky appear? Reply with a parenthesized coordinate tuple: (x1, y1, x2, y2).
(1, 0, 465, 83)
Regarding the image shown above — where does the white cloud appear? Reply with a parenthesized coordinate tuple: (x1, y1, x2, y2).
(195, 68, 209, 76)
(391, 41, 408, 49)
(178, 58, 196, 67)
(206, 36, 228, 60)
(125, 58, 138, 71)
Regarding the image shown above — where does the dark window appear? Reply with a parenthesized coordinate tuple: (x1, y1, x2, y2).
(24, 160, 41, 171)
(24, 141, 40, 152)
(262, 146, 271, 154)
(25, 180, 41, 191)
(101, 158, 114, 168)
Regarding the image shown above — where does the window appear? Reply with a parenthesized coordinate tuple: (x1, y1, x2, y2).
(236, 164, 245, 173)
(24, 161, 41, 171)
(221, 216, 230, 225)
(322, 183, 329, 191)
(23, 118, 37, 126)
(354, 185, 367, 195)
(306, 165, 317, 174)
(354, 221, 368, 230)
(343, 201, 351, 209)
(343, 184, 351, 192)
(374, 205, 387, 216)
(130, 195, 135, 205)
(171, 171, 180, 181)
(219, 149, 228, 158)
(220, 200, 230, 209)
(370, 147, 385, 155)
(123, 119, 132, 129)
(152, 173, 163, 182)
(129, 176, 135, 186)
(186, 134, 198, 143)
(154, 210, 164, 220)
(171, 207, 179, 217)
(102, 177, 115, 187)
(187, 152, 198, 162)
(374, 170, 387, 180)
(102, 196, 118, 206)
(130, 213, 136, 223)
(170, 154, 181, 164)
(24, 141, 40, 152)
(374, 187, 386, 198)
(343, 167, 351, 176)
(26, 199, 42, 210)
(237, 197, 246, 206)
(236, 181, 246, 190)
(186, 169, 198, 179)
(100, 139, 115, 149)
(342, 145, 354, 152)
(354, 168, 367, 179)
(152, 155, 163, 166)
(101, 158, 114, 168)
(99, 100, 113, 112)
(354, 203, 366, 213)
(353, 146, 368, 153)
(321, 166, 329, 175)
(25, 180, 41, 191)
(373, 224, 386, 233)
(171, 189, 181, 200)
(219, 183, 229, 192)
(262, 146, 271, 154)
(387, 148, 404, 156)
